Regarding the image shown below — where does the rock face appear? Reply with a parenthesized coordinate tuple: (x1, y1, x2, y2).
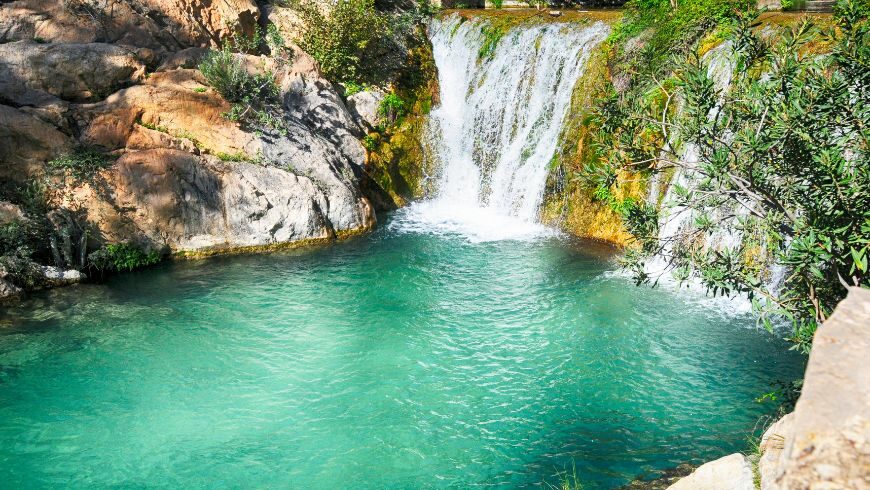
(74, 149, 367, 254)
(0, 0, 377, 271)
(667, 454, 755, 490)
(68, 58, 373, 254)
(347, 88, 386, 130)
(764, 287, 870, 489)
(0, 104, 71, 180)
(758, 412, 794, 487)
(0, 0, 258, 50)
(0, 41, 151, 103)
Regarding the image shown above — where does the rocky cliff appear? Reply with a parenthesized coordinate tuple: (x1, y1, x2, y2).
(0, 0, 384, 299)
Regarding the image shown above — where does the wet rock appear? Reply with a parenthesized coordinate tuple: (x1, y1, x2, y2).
(666, 453, 754, 490)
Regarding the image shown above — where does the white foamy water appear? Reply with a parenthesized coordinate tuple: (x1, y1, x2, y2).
(393, 15, 610, 242)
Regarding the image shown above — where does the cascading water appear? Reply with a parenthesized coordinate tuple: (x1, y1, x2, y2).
(393, 15, 610, 242)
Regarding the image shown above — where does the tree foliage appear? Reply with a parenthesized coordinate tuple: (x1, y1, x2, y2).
(584, 0, 869, 353)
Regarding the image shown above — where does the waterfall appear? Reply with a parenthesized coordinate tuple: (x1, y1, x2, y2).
(393, 15, 610, 242)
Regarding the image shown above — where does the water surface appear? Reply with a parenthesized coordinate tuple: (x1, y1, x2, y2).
(0, 214, 803, 488)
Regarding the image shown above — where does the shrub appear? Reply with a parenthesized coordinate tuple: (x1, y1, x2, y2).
(377, 92, 407, 124)
(47, 148, 112, 184)
(198, 47, 286, 134)
(610, 0, 754, 83)
(88, 243, 161, 273)
(198, 48, 256, 103)
(292, 0, 390, 82)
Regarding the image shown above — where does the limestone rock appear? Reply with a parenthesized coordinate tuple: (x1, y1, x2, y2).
(667, 453, 755, 490)
(0, 277, 23, 305)
(76, 54, 372, 239)
(38, 266, 85, 287)
(265, 4, 306, 43)
(759, 412, 795, 488)
(70, 149, 361, 254)
(0, 0, 259, 50)
(0, 104, 71, 181)
(347, 88, 386, 130)
(766, 287, 870, 489)
(0, 41, 150, 103)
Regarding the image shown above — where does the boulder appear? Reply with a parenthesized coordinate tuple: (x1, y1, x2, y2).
(76, 51, 372, 240)
(765, 287, 870, 489)
(264, 4, 306, 43)
(0, 202, 26, 225)
(758, 412, 794, 488)
(0, 277, 23, 305)
(347, 88, 387, 130)
(667, 453, 755, 490)
(38, 266, 85, 287)
(0, 41, 151, 103)
(68, 149, 368, 254)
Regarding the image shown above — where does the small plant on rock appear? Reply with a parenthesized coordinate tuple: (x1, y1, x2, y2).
(88, 243, 161, 274)
(198, 47, 287, 135)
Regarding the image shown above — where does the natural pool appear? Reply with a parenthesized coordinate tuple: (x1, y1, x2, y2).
(0, 211, 803, 489)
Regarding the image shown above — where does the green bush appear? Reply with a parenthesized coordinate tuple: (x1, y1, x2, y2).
(292, 0, 390, 82)
(198, 47, 286, 134)
(610, 0, 754, 82)
(88, 243, 161, 273)
(377, 92, 407, 124)
(198, 48, 258, 103)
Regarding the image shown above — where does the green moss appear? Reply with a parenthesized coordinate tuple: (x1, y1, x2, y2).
(362, 28, 439, 210)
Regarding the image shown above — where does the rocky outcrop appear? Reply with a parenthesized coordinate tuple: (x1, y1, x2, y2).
(0, 104, 71, 181)
(0, 0, 379, 293)
(66, 52, 374, 254)
(667, 454, 755, 490)
(764, 287, 870, 489)
(70, 149, 371, 255)
(669, 288, 870, 490)
(0, 0, 258, 50)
